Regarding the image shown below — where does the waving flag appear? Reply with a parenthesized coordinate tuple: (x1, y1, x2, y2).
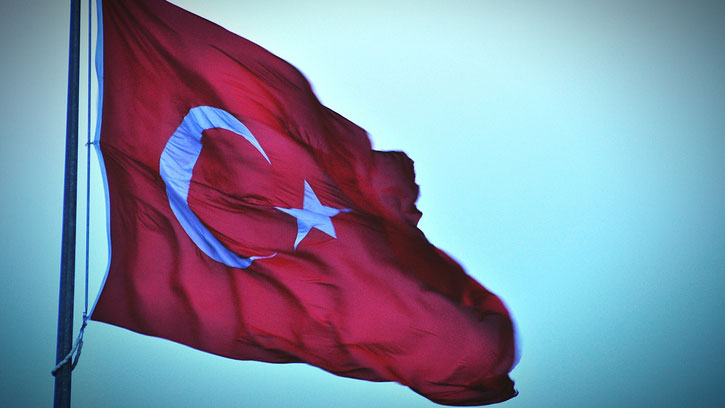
(91, 0, 517, 405)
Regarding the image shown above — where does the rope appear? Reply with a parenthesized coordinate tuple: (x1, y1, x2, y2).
(84, 0, 92, 322)
(53, 0, 92, 377)
(52, 319, 87, 376)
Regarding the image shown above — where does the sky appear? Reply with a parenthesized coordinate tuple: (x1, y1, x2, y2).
(1, 0, 724, 407)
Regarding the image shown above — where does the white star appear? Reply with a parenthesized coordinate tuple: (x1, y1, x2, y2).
(275, 180, 349, 249)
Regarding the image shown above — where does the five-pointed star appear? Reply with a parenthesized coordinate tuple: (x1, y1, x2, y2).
(275, 180, 349, 249)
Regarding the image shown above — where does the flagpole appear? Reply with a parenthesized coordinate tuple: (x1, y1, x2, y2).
(54, 0, 81, 406)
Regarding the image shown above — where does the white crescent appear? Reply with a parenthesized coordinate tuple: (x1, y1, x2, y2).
(159, 105, 274, 268)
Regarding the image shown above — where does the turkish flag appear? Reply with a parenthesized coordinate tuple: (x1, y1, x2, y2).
(91, 0, 517, 405)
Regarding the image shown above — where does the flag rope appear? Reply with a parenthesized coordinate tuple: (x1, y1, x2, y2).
(52, 0, 92, 377)
(83, 0, 92, 327)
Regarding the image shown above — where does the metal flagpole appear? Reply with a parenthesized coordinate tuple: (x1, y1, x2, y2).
(54, 0, 81, 406)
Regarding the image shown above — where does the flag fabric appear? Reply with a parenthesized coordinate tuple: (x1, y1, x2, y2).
(91, 0, 517, 405)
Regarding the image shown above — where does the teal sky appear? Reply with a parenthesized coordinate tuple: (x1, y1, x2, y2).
(1, 0, 724, 407)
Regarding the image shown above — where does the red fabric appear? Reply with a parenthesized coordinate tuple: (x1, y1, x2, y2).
(92, 0, 517, 405)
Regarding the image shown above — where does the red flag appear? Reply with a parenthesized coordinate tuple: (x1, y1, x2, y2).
(92, 0, 517, 405)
